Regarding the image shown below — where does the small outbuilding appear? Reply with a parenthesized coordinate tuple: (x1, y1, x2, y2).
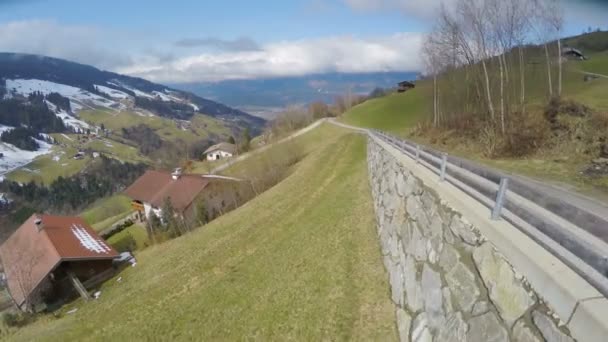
(562, 47, 587, 60)
(204, 142, 236, 161)
(397, 81, 416, 93)
(0, 214, 119, 311)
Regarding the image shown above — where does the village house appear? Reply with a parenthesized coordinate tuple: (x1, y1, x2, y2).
(125, 169, 251, 223)
(204, 142, 236, 161)
(0, 214, 119, 312)
(397, 80, 416, 93)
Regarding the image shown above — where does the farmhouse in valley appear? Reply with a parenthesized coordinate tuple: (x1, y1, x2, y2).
(125, 169, 251, 222)
(397, 80, 416, 93)
(0, 214, 119, 311)
(204, 142, 236, 161)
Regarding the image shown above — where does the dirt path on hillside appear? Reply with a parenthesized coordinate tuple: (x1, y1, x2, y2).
(210, 118, 329, 174)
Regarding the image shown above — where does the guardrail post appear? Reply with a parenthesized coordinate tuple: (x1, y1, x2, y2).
(415, 145, 420, 163)
(491, 177, 509, 220)
(439, 153, 448, 182)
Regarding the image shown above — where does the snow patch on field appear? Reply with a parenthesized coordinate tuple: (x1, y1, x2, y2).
(56, 109, 90, 130)
(6, 79, 123, 112)
(152, 91, 172, 101)
(0, 139, 53, 177)
(115, 83, 154, 99)
(95, 85, 130, 99)
(0, 124, 14, 134)
(44, 100, 91, 131)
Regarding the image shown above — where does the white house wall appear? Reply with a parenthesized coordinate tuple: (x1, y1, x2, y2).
(206, 150, 233, 161)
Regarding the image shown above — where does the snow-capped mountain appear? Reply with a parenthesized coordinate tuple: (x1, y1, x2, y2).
(0, 53, 265, 178)
(0, 53, 265, 130)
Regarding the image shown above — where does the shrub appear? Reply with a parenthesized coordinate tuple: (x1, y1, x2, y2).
(2, 311, 32, 327)
(109, 232, 137, 253)
(100, 219, 134, 240)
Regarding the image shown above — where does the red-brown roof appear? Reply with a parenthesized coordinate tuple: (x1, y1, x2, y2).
(124, 170, 210, 212)
(0, 214, 118, 307)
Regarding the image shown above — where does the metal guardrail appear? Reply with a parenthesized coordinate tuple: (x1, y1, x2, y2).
(371, 130, 608, 297)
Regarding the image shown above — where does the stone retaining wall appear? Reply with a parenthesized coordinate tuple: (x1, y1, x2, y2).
(367, 137, 575, 342)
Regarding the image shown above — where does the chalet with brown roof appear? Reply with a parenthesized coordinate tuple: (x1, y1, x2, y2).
(204, 142, 236, 161)
(397, 80, 415, 93)
(0, 214, 119, 311)
(124, 169, 251, 223)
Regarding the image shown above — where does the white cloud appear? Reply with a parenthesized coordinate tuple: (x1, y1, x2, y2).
(0, 19, 423, 83)
(0, 20, 133, 70)
(120, 33, 424, 83)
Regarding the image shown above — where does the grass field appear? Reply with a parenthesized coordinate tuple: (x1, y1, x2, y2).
(339, 56, 608, 197)
(580, 52, 608, 76)
(5, 145, 89, 185)
(5, 133, 149, 185)
(107, 224, 149, 251)
(7, 125, 396, 341)
(221, 122, 351, 177)
(80, 195, 133, 231)
(79, 110, 231, 144)
(341, 86, 430, 136)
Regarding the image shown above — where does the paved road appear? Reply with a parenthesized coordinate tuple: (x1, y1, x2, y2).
(578, 70, 608, 79)
(327, 118, 608, 231)
(210, 116, 608, 233)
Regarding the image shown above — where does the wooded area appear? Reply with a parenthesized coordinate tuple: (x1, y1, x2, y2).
(421, 0, 565, 147)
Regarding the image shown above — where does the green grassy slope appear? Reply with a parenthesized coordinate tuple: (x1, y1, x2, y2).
(8, 126, 396, 341)
(580, 52, 608, 75)
(5, 132, 149, 185)
(79, 110, 231, 144)
(80, 195, 133, 232)
(341, 85, 430, 135)
(4, 109, 229, 185)
(338, 39, 608, 197)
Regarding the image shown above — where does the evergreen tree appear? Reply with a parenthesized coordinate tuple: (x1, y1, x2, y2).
(161, 197, 179, 237)
(196, 199, 208, 226)
(240, 128, 251, 152)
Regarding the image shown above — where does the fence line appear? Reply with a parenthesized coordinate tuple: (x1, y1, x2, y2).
(371, 130, 608, 298)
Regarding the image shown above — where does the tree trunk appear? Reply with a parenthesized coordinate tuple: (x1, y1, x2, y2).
(557, 38, 562, 96)
(481, 59, 496, 120)
(433, 74, 438, 127)
(499, 57, 505, 134)
(519, 46, 525, 111)
(544, 43, 553, 97)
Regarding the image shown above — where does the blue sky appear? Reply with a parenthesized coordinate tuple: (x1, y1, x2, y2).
(0, 0, 426, 41)
(0, 0, 606, 83)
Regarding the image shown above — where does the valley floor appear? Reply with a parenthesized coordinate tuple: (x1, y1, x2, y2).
(6, 126, 396, 341)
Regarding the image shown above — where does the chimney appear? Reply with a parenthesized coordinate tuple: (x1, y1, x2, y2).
(172, 168, 182, 180)
(34, 215, 44, 232)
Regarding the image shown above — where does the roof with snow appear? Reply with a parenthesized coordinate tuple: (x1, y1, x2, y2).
(0, 214, 118, 307)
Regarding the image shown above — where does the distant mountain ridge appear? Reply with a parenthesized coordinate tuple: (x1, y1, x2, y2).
(174, 71, 420, 109)
(0, 53, 265, 130)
